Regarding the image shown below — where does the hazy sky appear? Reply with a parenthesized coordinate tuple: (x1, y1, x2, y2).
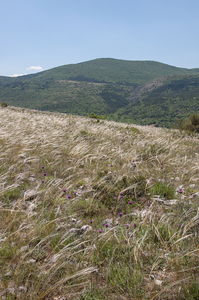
(1, 0, 199, 76)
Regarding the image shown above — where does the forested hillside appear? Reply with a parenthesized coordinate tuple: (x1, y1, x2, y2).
(0, 58, 199, 127)
(112, 74, 199, 127)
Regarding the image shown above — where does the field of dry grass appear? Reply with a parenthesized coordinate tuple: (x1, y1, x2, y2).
(1, 106, 199, 300)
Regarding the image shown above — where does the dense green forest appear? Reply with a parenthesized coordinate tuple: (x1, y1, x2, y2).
(111, 75, 199, 127)
(14, 58, 199, 85)
(1, 58, 199, 127)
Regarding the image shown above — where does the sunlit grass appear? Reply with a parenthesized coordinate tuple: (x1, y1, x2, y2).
(0, 106, 199, 299)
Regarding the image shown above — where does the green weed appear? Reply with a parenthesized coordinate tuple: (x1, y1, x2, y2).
(150, 181, 175, 199)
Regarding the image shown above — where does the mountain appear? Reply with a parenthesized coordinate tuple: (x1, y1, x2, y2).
(11, 58, 199, 85)
(0, 58, 199, 127)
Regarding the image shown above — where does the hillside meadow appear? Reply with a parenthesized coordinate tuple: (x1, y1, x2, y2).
(1, 106, 199, 299)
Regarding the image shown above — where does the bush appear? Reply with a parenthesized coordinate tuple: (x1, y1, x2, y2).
(89, 112, 107, 120)
(150, 182, 175, 199)
(174, 113, 199, 133)
(126, 126, 141, 134)
(1, 102, 8, 108)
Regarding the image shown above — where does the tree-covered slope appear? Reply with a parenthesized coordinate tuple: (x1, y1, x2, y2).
(1, 58, 199, 87)
(113, 75, 199, 127)
(0, 58, 199, 127)
(0, 79, 132, 116)
(26, 58, 199, 85)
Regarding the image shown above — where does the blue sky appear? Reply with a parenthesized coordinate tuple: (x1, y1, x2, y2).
(1, 0, 199, 76)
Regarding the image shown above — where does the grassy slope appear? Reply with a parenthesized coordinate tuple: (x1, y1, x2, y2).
(1, 106, 199, 299)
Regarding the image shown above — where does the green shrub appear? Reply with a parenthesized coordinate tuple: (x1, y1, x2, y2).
(150, 182, 175, 199)
(174, 113, 199, 133)
(1, 102, 8, 107)
(3, 187, 21, 203)
(126, 126, 140, 134)
(80, 130, 88, 136)
(89, 112, 107, 120)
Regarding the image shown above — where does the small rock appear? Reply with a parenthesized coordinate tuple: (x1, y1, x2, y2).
(164, 199, 178, 205)
(8, 288, 15, 294)
(104, 172, 112, 180)
(154, 279, 162, 286)
(16, 173, 28, 181)
(176, 185, 184, 191)
(68, 228, 79, 235)
(0, 236, 7, 242)
(24, 189, 38, 201)
(18, 286, 27, 292)
(189, 192, 199, 199)
(28, 175, 36, 182)
(151, 198, 165, 203)
(5, 271, 12, 278)
(130, 209, 148, 220)
(27, 203, 37, 212)
(176, 186, 185, 194)
(80, 225, 93, 234)
(103, 218, 113, 226)
(20, 246, 28, 252)
(76, 184, 93, 196)
(175, 177, 180, 181)
(152, 197, 178, 205)
(189, 184, 195, 189)
(114, 220, 119, 226)
(76, 220, 82, 226)
(27, 259, 36, 263)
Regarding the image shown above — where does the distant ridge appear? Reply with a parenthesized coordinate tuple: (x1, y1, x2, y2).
(23, 58, 199, 85)
(0, 58, 199, 128)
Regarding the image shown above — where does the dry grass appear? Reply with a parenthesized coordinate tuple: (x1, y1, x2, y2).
(0, 106, 199, 299)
